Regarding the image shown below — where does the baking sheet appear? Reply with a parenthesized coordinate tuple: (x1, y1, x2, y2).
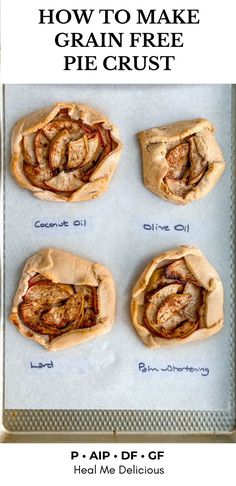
(3, 85, 234, 418)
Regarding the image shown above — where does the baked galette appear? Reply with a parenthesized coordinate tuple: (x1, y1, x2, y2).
(11, 102, 122, 202)
(138, 118, 225, 204)
(10, 248, 116, 351)
(131, 246, 224, 348)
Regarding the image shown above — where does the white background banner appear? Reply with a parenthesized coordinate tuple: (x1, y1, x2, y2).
(0, 443, 235, 485)
(1, 0, 236, 83)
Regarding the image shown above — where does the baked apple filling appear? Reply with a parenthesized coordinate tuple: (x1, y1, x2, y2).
(22, 110, 116, 195)
(144, 258, 204, 339)
(164, 137, 208, 198)
(19, 273, 98, 337)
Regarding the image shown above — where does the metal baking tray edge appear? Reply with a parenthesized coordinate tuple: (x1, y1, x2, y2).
(0, 84, 235, 443)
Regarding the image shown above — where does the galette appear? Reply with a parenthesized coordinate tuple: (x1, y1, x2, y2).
(138, 118, 225, 204)
(131, 246, 224, 348)
(11, 102, 122, 201)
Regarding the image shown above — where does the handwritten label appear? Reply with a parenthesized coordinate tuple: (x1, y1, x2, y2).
(34, 219, 87, 229)
(30, 360, 54, 369)
(138, 362, 209, 377)
(143, 223, 190, 233)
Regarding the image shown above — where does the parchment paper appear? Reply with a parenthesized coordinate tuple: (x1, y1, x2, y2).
(4, 84, 233, 412)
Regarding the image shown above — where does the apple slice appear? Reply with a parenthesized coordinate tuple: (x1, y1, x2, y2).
(67, 136, 88, 169)
(164, 177, 192, 197)
(157, 320, 198, 339)
(19, 301, 60, 335)
(146, 268, 163, 292)
(35, 130, 50, 165)
(80, 308, 97, 328)
(49, 128, 82, 169)
(157, 313, 187, 335)
(157, 293, 191, 326)
(45, 169, 84, 192)
(43, 119, 82, 140)
(189, 137, 208, 184)
(68, 132, 102, 169)
(23, 161, 52, 189)
(80, 122, 96, 135)
(23, 133, 37, 165)
(96, 125, 108, 146)
(28, 274, 50, 287)
(165, 259, 200, 286)
(19, 301, 43, 327)
(154, 275, 182, 289)
(41, 296, 83, 328)
(75, 285, 97, 309)
(146, 284, 183, 332)
(166, 143, 189, 180)
(86, 133, 102, 163)
(95, 125, 113, 156)
(182, 282, 202, 322)
(19, 301, 61, 335)
(23, 281, 74, 306)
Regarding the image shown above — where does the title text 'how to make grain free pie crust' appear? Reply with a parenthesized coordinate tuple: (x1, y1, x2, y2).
(11, 102, 123, 202)
(131, 246, 224, 348)
(9, 248, 116, 351)
(138, 118, 225, 204)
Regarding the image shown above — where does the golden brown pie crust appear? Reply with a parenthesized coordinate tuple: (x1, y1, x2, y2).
(138, 118, 225, 205)
(9, 248, 116, 351)
(131, 246, 224, 348)
(11, 102, 123, 202)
